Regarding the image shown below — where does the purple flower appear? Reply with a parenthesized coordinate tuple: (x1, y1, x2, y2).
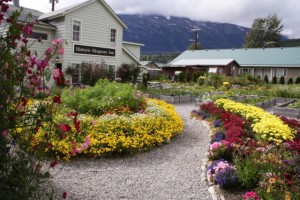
(210, 131, 225, 143)
(213, 119, 222, 127)
(215, 167, 240, 189)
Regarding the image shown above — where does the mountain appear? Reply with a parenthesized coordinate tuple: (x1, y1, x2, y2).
(278, 38, 300, 47)
(119, 14, 250, 54)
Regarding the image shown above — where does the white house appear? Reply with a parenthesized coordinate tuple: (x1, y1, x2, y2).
(8, 0, 143, 85)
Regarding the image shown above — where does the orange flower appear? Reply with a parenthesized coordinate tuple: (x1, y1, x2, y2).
(269, 177, 276, 184)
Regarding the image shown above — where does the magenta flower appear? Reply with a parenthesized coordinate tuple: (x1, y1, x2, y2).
(243, 191, 260, 200)
(36, 59, 49, 70)
(22, 24, 33, 35)
(45, 47, 52, 55)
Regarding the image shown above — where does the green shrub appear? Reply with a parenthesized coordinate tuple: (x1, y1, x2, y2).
(81, 61, 114, 86)
(178, 72, 185, 82)
(117, 63, 141, 83)
(279, 76, 285, 84)
(62, 79, 145, 116)
(287, 77, 294, 84)
(295, 76, 300, 84)
(264, 75, 269, 84)
(271, 76, 277, 84)
(234, 155, 261, 189)
(204, 73, 222, 88)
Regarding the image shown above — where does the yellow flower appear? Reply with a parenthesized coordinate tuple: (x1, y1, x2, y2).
(285, 192, 291, 200)
(267, 186, 271, 193)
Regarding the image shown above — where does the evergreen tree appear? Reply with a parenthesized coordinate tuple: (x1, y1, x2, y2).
(264, 75, 269, 84)
(272, 76, 278, 84)
(287, 78, 294, 84)
(279, 76, 285, 84)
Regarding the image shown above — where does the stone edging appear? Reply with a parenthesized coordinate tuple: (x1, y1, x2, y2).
(198, 120, 225, 200)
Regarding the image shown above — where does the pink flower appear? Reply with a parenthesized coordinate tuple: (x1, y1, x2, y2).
(2, 130, 8, 138)
(209, 141, 222, 150)
(45, 47, 52, 54)
(53, 68, 60, 79)
(91, 121, 97, 125)
(52, 38, 63, 46)
(57, 47, 64, 55)
(30, 56, 36, 65)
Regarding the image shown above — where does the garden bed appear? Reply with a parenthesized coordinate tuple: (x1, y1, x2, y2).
(146, 94, 196, 104)
(254, 97, 300, 119)
(191, 99, 300, 200)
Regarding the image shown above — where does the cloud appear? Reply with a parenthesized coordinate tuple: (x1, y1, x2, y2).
(15, 0, 300, 38)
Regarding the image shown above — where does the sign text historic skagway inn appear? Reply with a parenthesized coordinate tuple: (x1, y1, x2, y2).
(74, 44, 116, 57)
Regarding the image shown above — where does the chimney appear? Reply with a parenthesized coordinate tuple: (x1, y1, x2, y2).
(13, 0, 20, 7)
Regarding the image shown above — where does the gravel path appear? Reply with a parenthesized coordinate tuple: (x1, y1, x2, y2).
(48, 103, 212, 200)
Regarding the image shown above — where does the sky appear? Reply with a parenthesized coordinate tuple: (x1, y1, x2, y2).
(12, 0, 300, 39)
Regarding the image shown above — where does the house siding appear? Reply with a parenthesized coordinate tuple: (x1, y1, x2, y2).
(121, 49, 135, 64)
(27, 27, 54, 59)
(123, 43, 141, 59)
(61, 1, 124, 70)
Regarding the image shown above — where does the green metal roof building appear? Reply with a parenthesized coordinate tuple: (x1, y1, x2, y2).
(166, 47, 300, 81)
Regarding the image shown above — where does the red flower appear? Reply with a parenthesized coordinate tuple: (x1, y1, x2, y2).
(50, 160, 58, 168)
(59, 124, 72, 133)
(62, 191, 67, 199)
(53, 95, 61, 104)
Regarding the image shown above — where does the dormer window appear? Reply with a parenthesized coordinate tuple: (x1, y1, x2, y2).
(72, 20, 81, 42)
(110, 28, 116, 47)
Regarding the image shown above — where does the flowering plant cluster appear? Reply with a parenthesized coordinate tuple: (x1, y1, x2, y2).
(30, 99, 183, 160)
(207, 159, 239, 189)
(216, 99, 295, 144)
(191, 100, 300, 198)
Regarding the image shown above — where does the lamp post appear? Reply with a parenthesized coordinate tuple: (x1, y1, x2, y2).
(192, 28, 200, 50)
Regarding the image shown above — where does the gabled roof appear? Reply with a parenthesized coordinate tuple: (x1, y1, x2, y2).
(171, 59, 235, 66)
(7, 4, 56, 29)
(169, 47, 300, 67)
(38, 0, 127, 29)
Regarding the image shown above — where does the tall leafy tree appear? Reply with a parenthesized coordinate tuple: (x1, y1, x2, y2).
(244, 14, 284, 48)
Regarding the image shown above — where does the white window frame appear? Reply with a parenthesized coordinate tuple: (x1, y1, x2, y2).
(241, 68, 251, 74)
(71, 63, 81, 85)
(72, 19, 82, 42)
(208, 67, 217, 73)
(110, 28, 117, 48)
(275, 68, 287, 77)
(25, 31, 49, 41)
